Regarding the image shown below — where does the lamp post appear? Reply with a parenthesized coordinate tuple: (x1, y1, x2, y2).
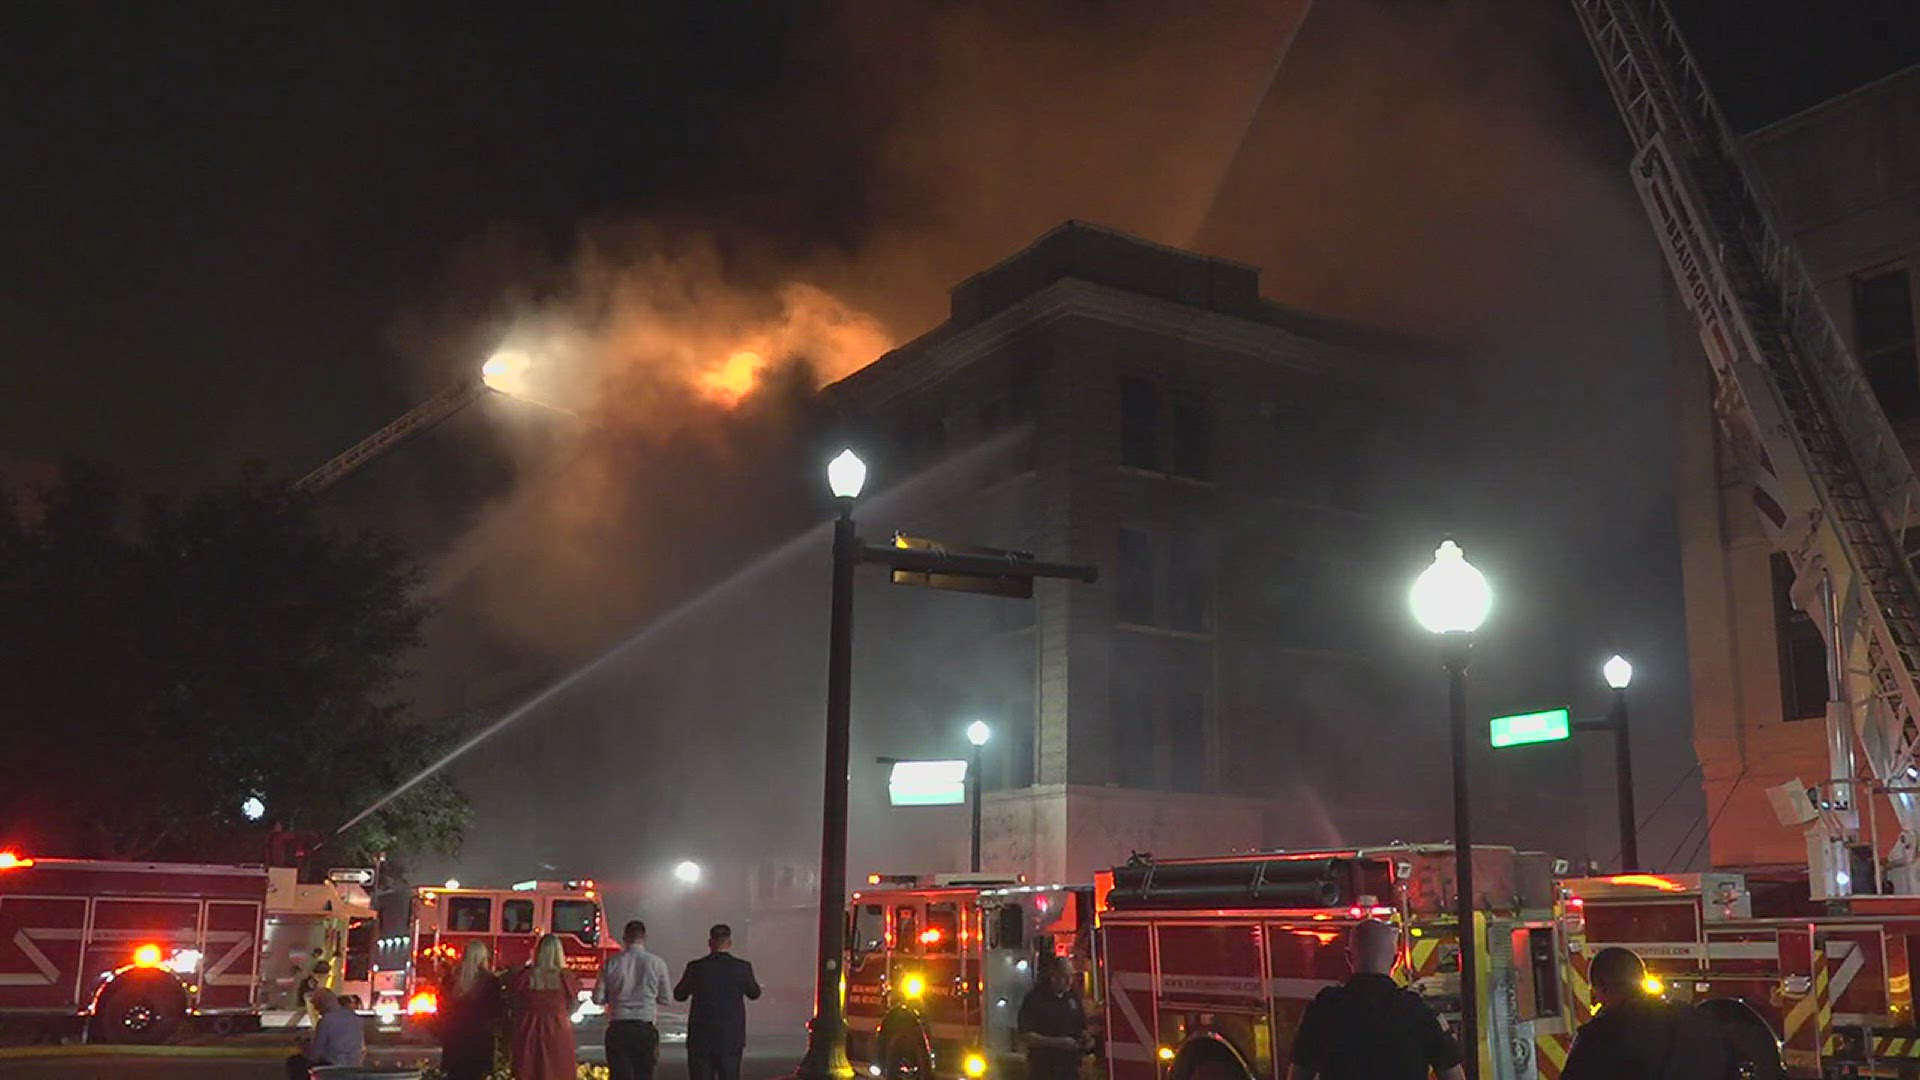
(1602, 655, 1640, 871)
(965, 721, 991, 873)
(797, 449, 866, 1080)
(1410, 539, 1491, 1080)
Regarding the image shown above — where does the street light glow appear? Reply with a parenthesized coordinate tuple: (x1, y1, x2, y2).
(1410, 540, 1491, 635)
(673, 860, 703, 885)
(240, 795, 265, 821)
(480, 351, 529, 392)
(827, 449, 867, 499)
(1603, 654, 1634, 690)
(966, 720, 991, 747)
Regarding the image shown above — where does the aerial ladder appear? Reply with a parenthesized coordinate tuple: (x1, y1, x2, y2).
(291, 378, 486, 494)
(1571, 0, 1920, 896)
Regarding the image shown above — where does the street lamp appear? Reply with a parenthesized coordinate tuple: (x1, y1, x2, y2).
(1602, 655, 1640, 870)
(798, 448, 864, 1080)
(240, 795, 266, 822)
(965, 721, 991, 873)
(674, 860, 703, 886)
(1410, 539, 1490, 1080)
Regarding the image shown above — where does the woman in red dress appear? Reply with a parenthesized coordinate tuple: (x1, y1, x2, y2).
(508, 933, 578, 1080)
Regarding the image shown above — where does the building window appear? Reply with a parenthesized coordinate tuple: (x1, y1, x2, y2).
(1853, 265, 1918, 421)
(1110, 641, 1210, 791)
(1120, 377, 1161, 470)
(1117, 527, 1156, 625)
(1118, 376, 1212, 480)
(1116, 525, 1213, 633)
(1169, 389, 1211, 480)
(1772, 553, 1828, 721)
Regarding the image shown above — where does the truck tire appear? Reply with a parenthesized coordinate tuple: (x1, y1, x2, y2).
(91, 970, 188, 1044)
(1697, 998, 1786, 1080)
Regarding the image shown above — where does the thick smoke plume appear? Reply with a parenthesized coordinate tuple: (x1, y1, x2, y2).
(405, 0, 1703, 965)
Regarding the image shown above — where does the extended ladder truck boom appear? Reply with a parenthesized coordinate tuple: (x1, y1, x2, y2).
(292, 378, 486, 494)
(1573, 0, 1920, 898)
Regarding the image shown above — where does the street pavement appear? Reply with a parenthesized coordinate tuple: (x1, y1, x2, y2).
(0, 1034, 806, 1079)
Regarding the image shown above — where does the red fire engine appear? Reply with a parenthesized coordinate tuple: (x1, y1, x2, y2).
(845, 873, 1100, 1080)
(385, 878, 618, 1022)
(1559, 869, 1917, 1078)
(0, 851, 266, 1042)
(1098, 845, 1570, 1080)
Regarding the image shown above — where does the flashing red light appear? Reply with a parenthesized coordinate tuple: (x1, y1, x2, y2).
(919, 928, 944, 945)
(0, 852, 33, 870)
(1569, 897, 1586, 909)
(1348, 906, 1364, 918)
(132, 944, 164, 968)
(406, 990, 439, 1016)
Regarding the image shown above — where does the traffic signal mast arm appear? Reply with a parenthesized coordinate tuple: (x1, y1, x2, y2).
(292, 378, 486, 494)
(1573, 0, 1920, 893)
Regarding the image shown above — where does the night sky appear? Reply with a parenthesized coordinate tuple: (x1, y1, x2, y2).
(5, 2, 1918, 877)
(7, 2, 1912, 489)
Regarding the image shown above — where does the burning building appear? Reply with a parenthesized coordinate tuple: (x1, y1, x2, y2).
(826, 221, 1442, 883)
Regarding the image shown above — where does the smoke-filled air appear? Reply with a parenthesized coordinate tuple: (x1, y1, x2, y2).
(370, 0, 1698, 1024)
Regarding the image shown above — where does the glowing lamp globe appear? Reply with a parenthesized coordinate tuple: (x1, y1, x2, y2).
(1410, 540, 1491, 635)
(240, 795, 266, 822)
(827, 449, 867, 499)
(966, 720, 991, 747)
(1603, 654, 1634, 690)
(673, 860, 703, 885)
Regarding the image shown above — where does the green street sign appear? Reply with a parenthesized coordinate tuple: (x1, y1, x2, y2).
(1490, 707, 1572, 748)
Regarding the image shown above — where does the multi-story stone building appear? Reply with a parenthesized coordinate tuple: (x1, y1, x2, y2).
(827, 221, 1436, 883)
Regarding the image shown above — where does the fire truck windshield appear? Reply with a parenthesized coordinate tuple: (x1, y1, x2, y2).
(552, 900, 599, 945)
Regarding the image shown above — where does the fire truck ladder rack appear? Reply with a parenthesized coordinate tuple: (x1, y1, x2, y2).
(1572, 0, 1920, 889)
(293, 378, 484, 494)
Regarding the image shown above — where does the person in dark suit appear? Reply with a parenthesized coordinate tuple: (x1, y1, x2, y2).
(674, 923, 762, 1080)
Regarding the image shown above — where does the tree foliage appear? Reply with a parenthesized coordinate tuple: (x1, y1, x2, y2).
(0, 462, 466, 863)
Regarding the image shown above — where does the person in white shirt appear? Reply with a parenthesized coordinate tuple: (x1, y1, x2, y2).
(285, 989, 365, 1079)
(594, 919, 673, 1080)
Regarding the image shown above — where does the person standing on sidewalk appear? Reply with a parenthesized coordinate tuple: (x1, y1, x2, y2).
(675, 923, 763, 1080)
(596, 919, 673, 1080)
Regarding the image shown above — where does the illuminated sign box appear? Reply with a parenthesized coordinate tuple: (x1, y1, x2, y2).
(1489, 707, 1571, 748)
(888, 759, 969, 806)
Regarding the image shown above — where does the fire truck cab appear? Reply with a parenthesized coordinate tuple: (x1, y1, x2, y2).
(388, 878, 617, 1022)
(846, 873, 1102, 1080)
(1098, 845, 1564, 1080)
(1559, 869, 1891, 1078)
(0, 852, 266, 1043)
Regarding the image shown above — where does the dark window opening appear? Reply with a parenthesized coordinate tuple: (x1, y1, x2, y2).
(502, 899, 534, 935)
(1170, 390, 1211, 480)
(447, 896, 492, 933)
(1167, 532, 1213, 633)
(552, 900, 599, 945)
(1854, 266, 1918, 421)
(1772, 553, 1829, 721)
(1120, 377, 1161, 470)
(1117, 527, 1156, 625)
(1112, 691, 1157, 788)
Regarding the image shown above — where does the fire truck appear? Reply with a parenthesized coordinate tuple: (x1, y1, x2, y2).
(0, 851, 266, 1042)
(260, 866, 379, 1013)
(846, 873, 1100, 1080)
(382, 878, 618, 1023)
(846, 849, 1567, 1080)
(1098, 846, 1572, 1080)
